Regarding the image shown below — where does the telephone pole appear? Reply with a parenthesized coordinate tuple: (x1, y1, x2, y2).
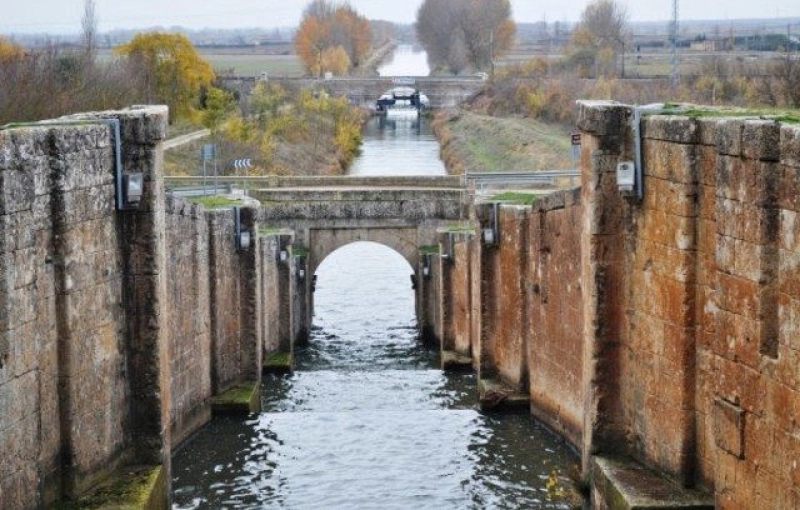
(670, 0, 680, 89)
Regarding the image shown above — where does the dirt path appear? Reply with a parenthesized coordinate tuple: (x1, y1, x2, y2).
(164, 129, 210, 150)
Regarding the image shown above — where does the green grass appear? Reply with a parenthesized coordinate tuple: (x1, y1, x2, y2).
(187, 196, 243, 209)
(660, 103, 800, 123)
(490, 192, 541, 205)
(204, 54, 304, 77)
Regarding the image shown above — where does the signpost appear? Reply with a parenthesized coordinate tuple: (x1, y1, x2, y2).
(201, 144, 216, 196)
(570, 132, 581, 162)
(232, 159, 253, 195)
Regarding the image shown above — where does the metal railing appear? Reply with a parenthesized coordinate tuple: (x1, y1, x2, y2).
(465, 170, 581, 191)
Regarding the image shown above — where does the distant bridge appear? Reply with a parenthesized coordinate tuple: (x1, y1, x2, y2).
(220, 76, 487, 109)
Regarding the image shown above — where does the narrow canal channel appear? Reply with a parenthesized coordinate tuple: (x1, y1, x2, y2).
(171, 48, 580, 509)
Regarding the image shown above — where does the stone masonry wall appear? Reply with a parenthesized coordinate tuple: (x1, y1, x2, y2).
(164, 196, 212, 446)
(528, 190, 584, 448)
(576, 102, 800, 507)
(0, 107, 271, 508)
(0, 107, 170, 507)
(482, 207, 530, 390)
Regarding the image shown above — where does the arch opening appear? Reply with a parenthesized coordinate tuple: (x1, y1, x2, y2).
(311, 242, 418, 336)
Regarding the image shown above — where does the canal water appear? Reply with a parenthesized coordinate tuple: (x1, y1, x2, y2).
(171, 47, 580, 509)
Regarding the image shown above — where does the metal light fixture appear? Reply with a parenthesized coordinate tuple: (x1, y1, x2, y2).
(482, 202, 499, 246)
(124, 173, 144, 207)
(234, 207, 251, 251)
(441, 233, 454, 262)
(422, 253, 432, 280)
(296, 257, 306, 281)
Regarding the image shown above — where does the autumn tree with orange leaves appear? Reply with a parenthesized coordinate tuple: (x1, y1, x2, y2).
(295, 0, 371, 77)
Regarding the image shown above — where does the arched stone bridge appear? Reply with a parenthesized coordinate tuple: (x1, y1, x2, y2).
(250, 175, 471, 342)
(221, 76, 487, 109)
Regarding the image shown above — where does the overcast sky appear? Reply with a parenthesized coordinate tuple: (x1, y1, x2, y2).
(3, 0, 800, 35)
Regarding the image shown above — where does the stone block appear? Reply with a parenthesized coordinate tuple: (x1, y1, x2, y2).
(742, 120, 781, 161)
(591, 456, 713, 510)
(715, 157, 779, 207)
(643, 139, 698, 184)
(642, 115, 698, 144)
(779, 164, 800, 212)
(641, 176, 697, 218)
(713, 397, 745, 459)
(781, 124, 800, 168)
(577, 100, 629, 137)
(715, 198, 777, 246)
(696, 118, 720, 147)
(639, 209, 696, 251)
(716, 119, 745, 157)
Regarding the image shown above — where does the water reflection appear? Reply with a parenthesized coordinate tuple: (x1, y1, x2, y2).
(348, 116, 446, 176)
(172, 243, 579, 509)
(378, 44, 430, 77)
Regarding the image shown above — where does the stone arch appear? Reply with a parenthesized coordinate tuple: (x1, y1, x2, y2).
(308, 227, 420, 278)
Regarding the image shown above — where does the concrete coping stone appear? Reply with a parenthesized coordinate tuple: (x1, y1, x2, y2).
(592, 456, 714, 509)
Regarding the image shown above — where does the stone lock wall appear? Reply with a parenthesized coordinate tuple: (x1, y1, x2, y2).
(164, 196, 212, 446)
(0, 108, 270, 509)
(527, 190, 585, 448)
(579, 104, 800, 507)
(434, 103, 800, 507)
(0, 108, 171, 506)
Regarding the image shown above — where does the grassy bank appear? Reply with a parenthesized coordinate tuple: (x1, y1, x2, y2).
(431, 110, 574, 175)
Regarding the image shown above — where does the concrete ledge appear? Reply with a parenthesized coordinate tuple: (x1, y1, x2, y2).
(55, 464, 167, 509)
(263, 350, 293, 374)
(478, 378, 529, 412)
(211, 381, 261, 415)
(591, 456, 713, 510)
(441, 350, 472, 372)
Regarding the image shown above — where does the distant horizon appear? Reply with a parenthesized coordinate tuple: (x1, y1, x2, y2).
(5, 15, 800, 40)
(4, 0, 800, 36)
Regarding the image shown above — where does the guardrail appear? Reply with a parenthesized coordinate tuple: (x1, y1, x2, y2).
(164, 174, 466, 191)
(465, 170, 580, 190)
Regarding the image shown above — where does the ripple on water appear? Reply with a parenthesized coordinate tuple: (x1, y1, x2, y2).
(172, 133, 580, 510)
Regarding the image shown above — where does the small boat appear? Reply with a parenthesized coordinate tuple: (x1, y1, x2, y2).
(375, 86, 429, 115)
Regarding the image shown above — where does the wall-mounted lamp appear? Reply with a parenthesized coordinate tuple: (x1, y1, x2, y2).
(616, 161, 636, 194)
(296, 257, 306, 281)
(422, 253, 432, 280)
(234, 207, 251, 251)
(279, 250, 288, 263)
(441, 233, 454, 263)
(123, 173, 144, 208)
(482, 202, 500, 246)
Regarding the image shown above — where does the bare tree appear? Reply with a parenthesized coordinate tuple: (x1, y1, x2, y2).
(568, 0, 630, 77)
(416, 0, 515, 74)
(81, 0, 98, 59)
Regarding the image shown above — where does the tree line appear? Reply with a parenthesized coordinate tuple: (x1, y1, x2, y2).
(415, 0, 516, 75)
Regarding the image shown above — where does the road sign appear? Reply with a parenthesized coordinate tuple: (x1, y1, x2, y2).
(202, 144, 216, 161)
(570, 132, 581, 161)
(233, 159, 252, 170)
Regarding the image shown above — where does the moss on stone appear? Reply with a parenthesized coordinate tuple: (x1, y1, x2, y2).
(290, 245, 309, 258)
(490, 192, 540, 206)
(54, 465, 164, 510)
(187, 196, 243, 209)
(263, 351, 293, 374)
(419, 245, 440, 255)
(211, 381, 260, 414)
(660, 103, 800, 123)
